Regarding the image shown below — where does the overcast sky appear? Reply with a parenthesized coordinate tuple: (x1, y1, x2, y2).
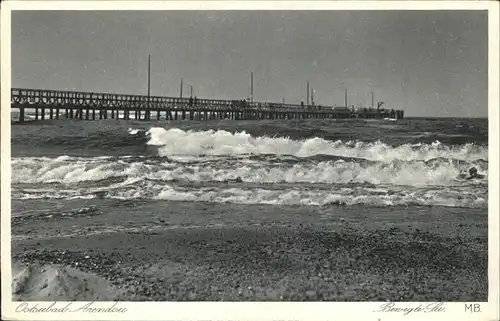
(11, 10, 487, 117)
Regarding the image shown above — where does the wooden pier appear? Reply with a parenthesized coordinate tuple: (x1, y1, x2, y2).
(11, 88, 404, 122)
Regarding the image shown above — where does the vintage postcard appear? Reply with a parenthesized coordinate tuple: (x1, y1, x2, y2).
(1, 1, 499, 320)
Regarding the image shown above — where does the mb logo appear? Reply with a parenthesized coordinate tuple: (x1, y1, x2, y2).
(464, 303, 481, 313)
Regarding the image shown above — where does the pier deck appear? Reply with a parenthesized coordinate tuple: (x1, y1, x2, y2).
(11, 88, 404, 122)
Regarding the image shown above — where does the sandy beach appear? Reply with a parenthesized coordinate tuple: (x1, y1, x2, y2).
(12, 199, 488, 301)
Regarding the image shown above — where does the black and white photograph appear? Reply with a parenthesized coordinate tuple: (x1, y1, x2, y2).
(1, 1, 499, 320)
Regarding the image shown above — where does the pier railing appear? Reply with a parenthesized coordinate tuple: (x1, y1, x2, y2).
(11, 88, 318, 111)
(11, 88, 404, 121)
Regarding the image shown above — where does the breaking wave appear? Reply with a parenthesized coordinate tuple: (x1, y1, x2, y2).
(10, 127, 488, 209)
(12, 181, 486, 208)
(12, 156, 487, 208)
(144, 128, 488, 162)
(12, 155, 487, 187)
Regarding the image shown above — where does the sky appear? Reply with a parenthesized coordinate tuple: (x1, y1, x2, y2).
(11, 10, 488, 117)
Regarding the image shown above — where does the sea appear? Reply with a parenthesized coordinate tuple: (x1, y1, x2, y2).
(11, 116, 488, 209)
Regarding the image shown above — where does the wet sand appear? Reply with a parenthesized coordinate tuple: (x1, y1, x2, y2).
(11, 200, 488, 301)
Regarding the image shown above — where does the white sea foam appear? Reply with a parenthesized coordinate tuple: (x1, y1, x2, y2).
(11, 128, 487, 208)
(11, 156, 487, 187)
(128, 128, 140, 135)
(12, 154, 487, 208)
(143, 127, 488, 162)
(12, 182, 487, 208)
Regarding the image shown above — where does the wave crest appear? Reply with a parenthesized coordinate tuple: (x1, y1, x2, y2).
(143, 127, 488, 162)
(11, 156, 488, 187)
(12, 182, 487, 209)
